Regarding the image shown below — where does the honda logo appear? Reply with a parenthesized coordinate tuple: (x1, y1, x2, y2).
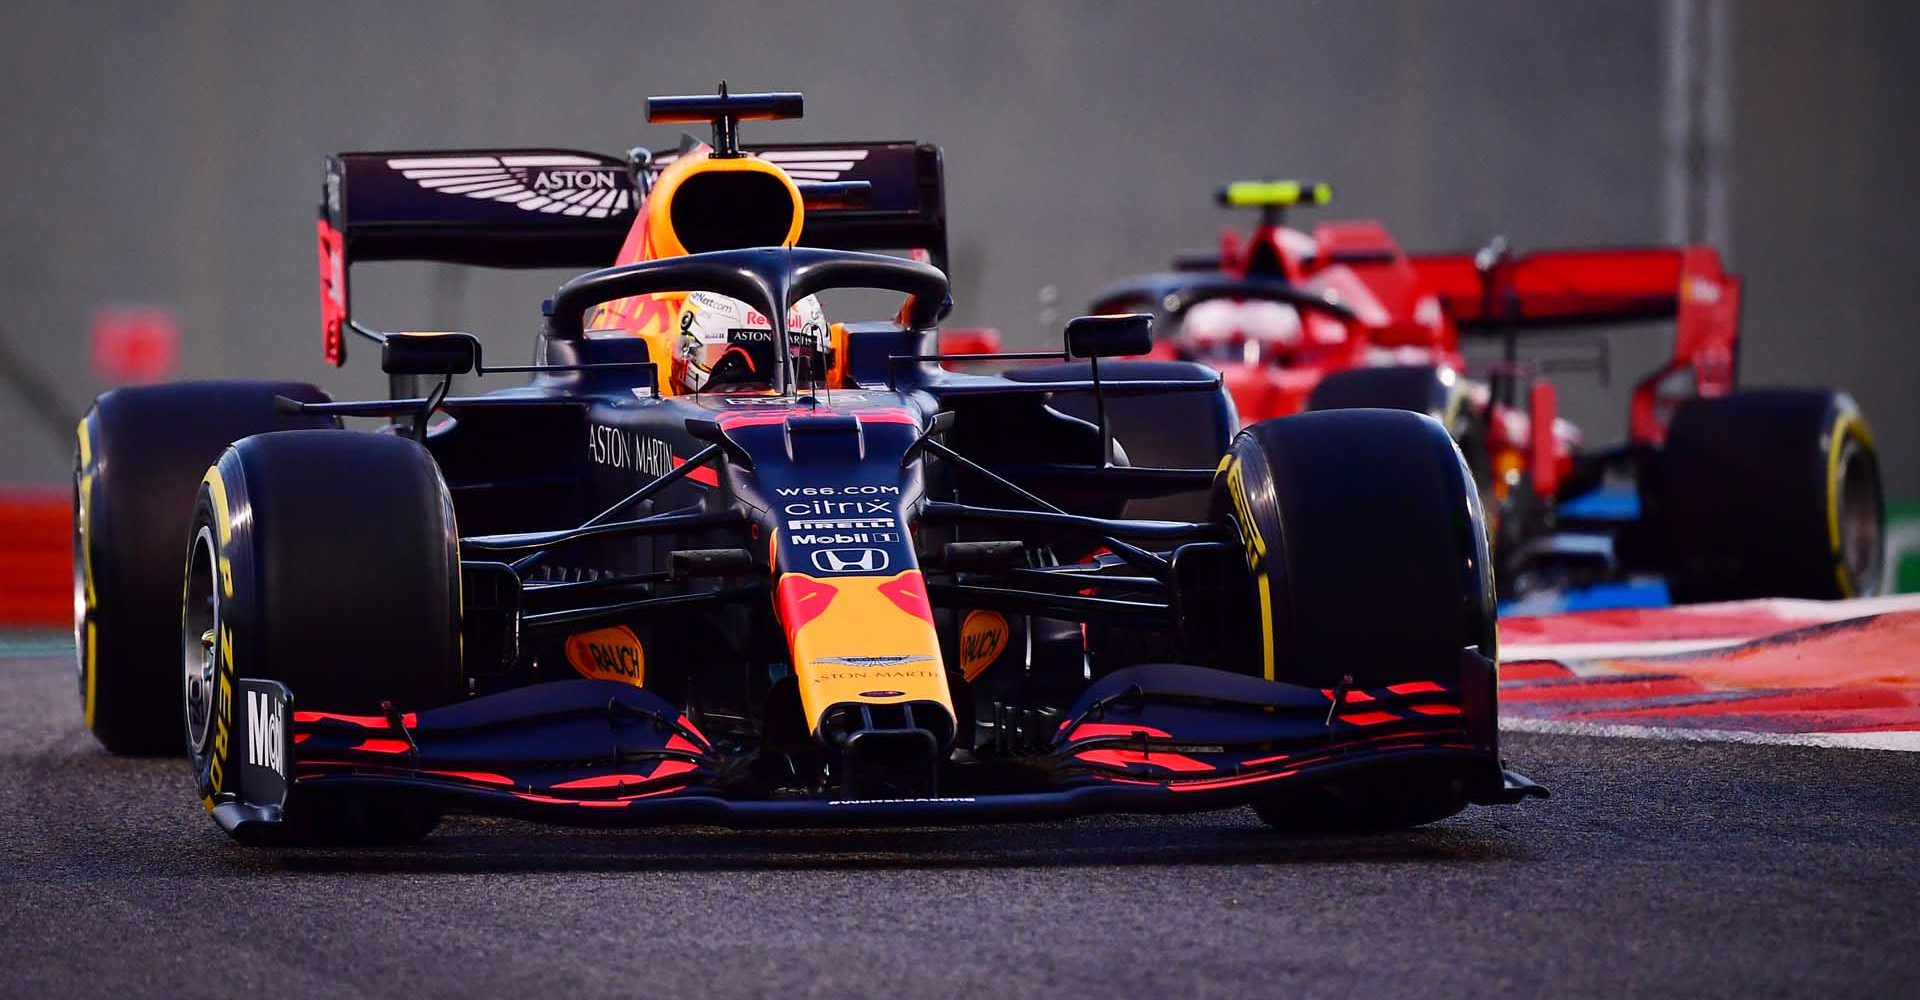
(811, 547, 889, 573)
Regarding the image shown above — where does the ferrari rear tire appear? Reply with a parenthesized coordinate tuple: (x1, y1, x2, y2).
(1305, 364, 1458, 420)
(1211, 408, 1497, 690)
(1651, 389, 1884, 603)
(186, 430, 461, 844)
(73, 381, 334, 754)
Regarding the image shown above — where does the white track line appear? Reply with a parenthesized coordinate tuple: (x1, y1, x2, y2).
(1755, 592, 1920, 621)
(0, 635, 71, 660)
(1502, 637, 1749, 662)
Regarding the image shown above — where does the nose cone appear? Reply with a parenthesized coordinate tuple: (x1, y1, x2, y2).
(775, 570, 952, 737)
(726, 404, 956, 750)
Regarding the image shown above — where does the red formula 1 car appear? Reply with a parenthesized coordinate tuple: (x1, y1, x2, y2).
(1089, 181, 1886, 603)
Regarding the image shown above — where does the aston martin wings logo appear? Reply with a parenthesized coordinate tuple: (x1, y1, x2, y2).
(647, 148, 871, 183)
(814, 655, 934, 667)
(386, 155, 634, 218)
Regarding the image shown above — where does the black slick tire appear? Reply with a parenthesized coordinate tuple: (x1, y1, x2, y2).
(1651, 389, 1884, 603)
(184, 430, 461, 844)
(1212, 408, 1497, 689)
(74, 381, 333, 754)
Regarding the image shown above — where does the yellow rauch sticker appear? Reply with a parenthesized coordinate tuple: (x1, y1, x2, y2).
(565, 626, 646, 686)
(959, 610, 1010, 681)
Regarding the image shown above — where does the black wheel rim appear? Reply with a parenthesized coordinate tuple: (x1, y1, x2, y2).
(1836, 439, 1883, 595)
(183, 526, 221, 755)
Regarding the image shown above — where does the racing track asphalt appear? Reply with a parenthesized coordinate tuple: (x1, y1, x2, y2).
(3, 646, 1917, 999)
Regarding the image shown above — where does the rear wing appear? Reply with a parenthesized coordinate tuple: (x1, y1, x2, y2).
(318, 141, 948, 364)
(1407, 244, 1743, 443)
(1408, 245, 1738, 333)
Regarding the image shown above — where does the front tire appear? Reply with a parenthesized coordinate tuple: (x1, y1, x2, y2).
(1213, 409, 1495, 832)
(1213, 408, 1496, 689)
(186, 430, 462, 843)
(1307, 364, 1506, 577)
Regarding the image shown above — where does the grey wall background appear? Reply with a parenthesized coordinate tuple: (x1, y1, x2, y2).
(0, 0, 1913, 494)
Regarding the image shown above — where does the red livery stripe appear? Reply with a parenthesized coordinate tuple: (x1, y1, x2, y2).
(1076, 748, 1214, 773)
(422, 770, 515, 786)
(350, 738, 413, 754)
(1068, 722, 1174, 741)
(294, 710, 418, 729)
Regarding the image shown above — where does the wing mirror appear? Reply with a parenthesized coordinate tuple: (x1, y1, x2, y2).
(1064, 313, 1153, 360)
(382, 332, 481, 376)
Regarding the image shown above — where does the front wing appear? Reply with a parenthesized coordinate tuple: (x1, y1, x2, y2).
(213, 652, 1543, 839)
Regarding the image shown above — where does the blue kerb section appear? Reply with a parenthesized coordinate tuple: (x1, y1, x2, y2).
(1559, 579, 1670, 611)
(0, 632, 75, 659)
(1499, 579, 1671, 617)
(1558, 487, 1641, 521)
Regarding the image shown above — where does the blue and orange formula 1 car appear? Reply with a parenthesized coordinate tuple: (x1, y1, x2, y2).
(1090, 182, 1886, 604)
(72, 90, 1540, 844)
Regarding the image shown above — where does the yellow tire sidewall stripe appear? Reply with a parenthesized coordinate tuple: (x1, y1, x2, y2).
(1223, 451, 1278, 682)
(1826, 410, 1873, 597)
(76, 418, 98, 728)
(202, 464, 232, 546)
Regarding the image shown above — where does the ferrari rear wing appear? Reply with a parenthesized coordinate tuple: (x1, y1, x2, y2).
(1407, 244, 1740, 334)
(1409, 243, 1742, 443)
(318, 141, 948, 365)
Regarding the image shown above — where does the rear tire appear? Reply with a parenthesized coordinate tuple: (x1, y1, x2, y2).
(74, 381, 333, 754)
(1650, 389, 1884, 603)
(1212, 408, 1497, 688)
(1005, 359, 1236, 520)
(185, 430, 461, 844)
(1305, 364, 1457, 420)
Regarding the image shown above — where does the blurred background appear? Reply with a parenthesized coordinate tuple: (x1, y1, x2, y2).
(0, 0, 1914, 507)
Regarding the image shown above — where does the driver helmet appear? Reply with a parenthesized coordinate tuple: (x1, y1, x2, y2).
(1177, 298, 1301, 364)
(590, 140, 834, 394)
(674, 290, 830, 392)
